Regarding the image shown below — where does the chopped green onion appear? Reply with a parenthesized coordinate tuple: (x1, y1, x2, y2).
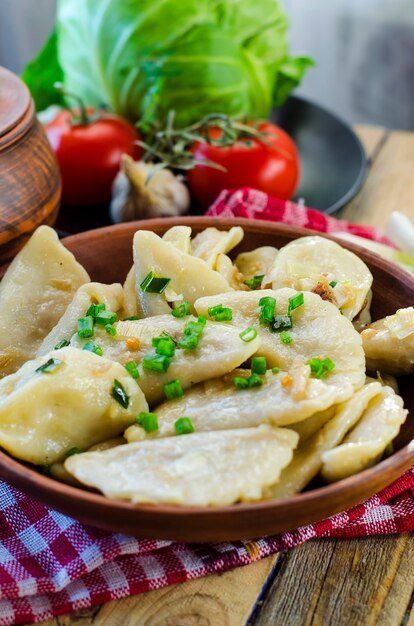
(272, 315, 293, 332)
(54, 339, 70, 350)
(105, 324, 117, 337)
(307, 357, 336, 379)
(142, 353, 171, 372)
(140, 271, 171, 294)
(247, 373, 263, 388)
(82, 341, 103, 356)
(288, 292, 304, 315)
(86, 302, 105, 318)
(163, 378, 184, 400)
(111, 379, 129, 408)
(136, 411, 159, 433)
(239, 326, 257, 342)
(178, 317, 206, 350)
(152, 335, 176, 357)
(329, 281, 338, 288)
(35, 358, 63, 374)
(174, 417, 194, 435)
(125, 360, 140, 379)
(95, 310, 117, 326)
(251, 356, 267, 375)
(259, 296, 276, 325)
(172, 301, 190, 318)
(77, 316, 94, 338)
(66, 447, 82, 457)
(178, 334, 199, 350)
(271, 367, 280, 374)
(233, 376, 249, 389)
(244, 275, 264, 290)
(208, 304, 233, 322)
(280, 331, 292, 344)
(122, 315, 140, 321)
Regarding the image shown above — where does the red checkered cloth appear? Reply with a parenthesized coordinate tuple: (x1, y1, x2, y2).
(1, 189, 413, 625)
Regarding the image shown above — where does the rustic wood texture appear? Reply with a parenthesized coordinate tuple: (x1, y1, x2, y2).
(33, 126, 414, 626)
(0, 66, 61, 262)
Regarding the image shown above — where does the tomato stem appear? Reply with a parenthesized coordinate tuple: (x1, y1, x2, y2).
(54, 82, 91, 125)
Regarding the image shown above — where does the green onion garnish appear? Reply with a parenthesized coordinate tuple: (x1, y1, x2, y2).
(259, 296, 276, 325)
(172, 301, 191, 318)
(271, 367, 280, 374)
(163, 379, 184, 400)
(140, 271, 171, 294)
(142, 354, 171, 372)
(125, 360, 140, 379)
(247, 373, 263, 388)
(35, 358, 63, 374)
(178, 334, 199, 350)
(54, 339, 70, 350)
(280, 331, 292, 344)
(82, 340, 103, 356)
(233, 376, 249, 389)
(251, 356, 267, 375)
(178, 317, 206, 350)
(95, 310, 117, 326)
(136, 411, 159, 433)
(174, 417, 194, 435)
(272, 315, 293, 332)
(77, 316, 94, 338)
(122, 315, 140, 321)
(288, 292, 304, 315)
(66, 447, 82, 457)
(329, 281, 338, 288)
(152, 335, 176, 357)
(207, 304, 233, 322)
(307, 357, 335, 379)
(239, 326, 257, 342)
(105, 324, 117, 337)
(86, 303, 105, 318)
(111, 379, 129, 408)
(244, 275, 264, 290)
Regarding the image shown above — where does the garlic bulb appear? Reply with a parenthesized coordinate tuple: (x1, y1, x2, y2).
(110, 155, 190, 223)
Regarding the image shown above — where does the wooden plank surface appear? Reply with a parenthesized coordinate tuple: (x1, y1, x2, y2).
(33, 126, 414, 626)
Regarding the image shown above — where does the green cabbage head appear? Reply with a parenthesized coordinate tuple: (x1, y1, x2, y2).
(23, 0, 313, 127)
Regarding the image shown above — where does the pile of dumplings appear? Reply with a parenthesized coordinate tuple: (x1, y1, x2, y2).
(0, 224, 410, 507)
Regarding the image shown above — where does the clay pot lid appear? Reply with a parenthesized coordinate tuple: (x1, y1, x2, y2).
(0, 66, 32, 140)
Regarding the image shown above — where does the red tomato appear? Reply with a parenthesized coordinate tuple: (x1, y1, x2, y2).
(187, 121, 299, 209)
(45, 110, 142, 206)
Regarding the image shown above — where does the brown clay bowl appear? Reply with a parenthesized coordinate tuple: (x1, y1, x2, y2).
(0, 217, 413, 542)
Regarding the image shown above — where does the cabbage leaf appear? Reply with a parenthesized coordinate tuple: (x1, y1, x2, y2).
(23, 0, 313, 126)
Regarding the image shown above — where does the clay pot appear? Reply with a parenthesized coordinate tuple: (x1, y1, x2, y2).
(0, 66, 61, 262)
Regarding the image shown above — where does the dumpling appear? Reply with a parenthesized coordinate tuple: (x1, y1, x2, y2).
(162, 225, 192, 253)
(235, 246, 279, 287)
(37, 282, 125, 356)
(321, 385, 407, 482)
(65, 425, 298, 506)
(122, 266, 142, 319)
(0, 347, 147, 465)
(269, 382, 382, 498)
(195, 288, 366, 404)
(215, 254, 248, 290)
(288, 406, 336, 443)
(73, 315, 261, 406)
(125, 364, 343, 443)
(0, 226, 89, 377)
(133, 230, 232, 317)
(191, 226, 244, 268)
(269, 236, 373, 320)
(361, 307, 414, 375)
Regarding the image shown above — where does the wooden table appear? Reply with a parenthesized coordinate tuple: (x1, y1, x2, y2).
(36, 126, 414, 626)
